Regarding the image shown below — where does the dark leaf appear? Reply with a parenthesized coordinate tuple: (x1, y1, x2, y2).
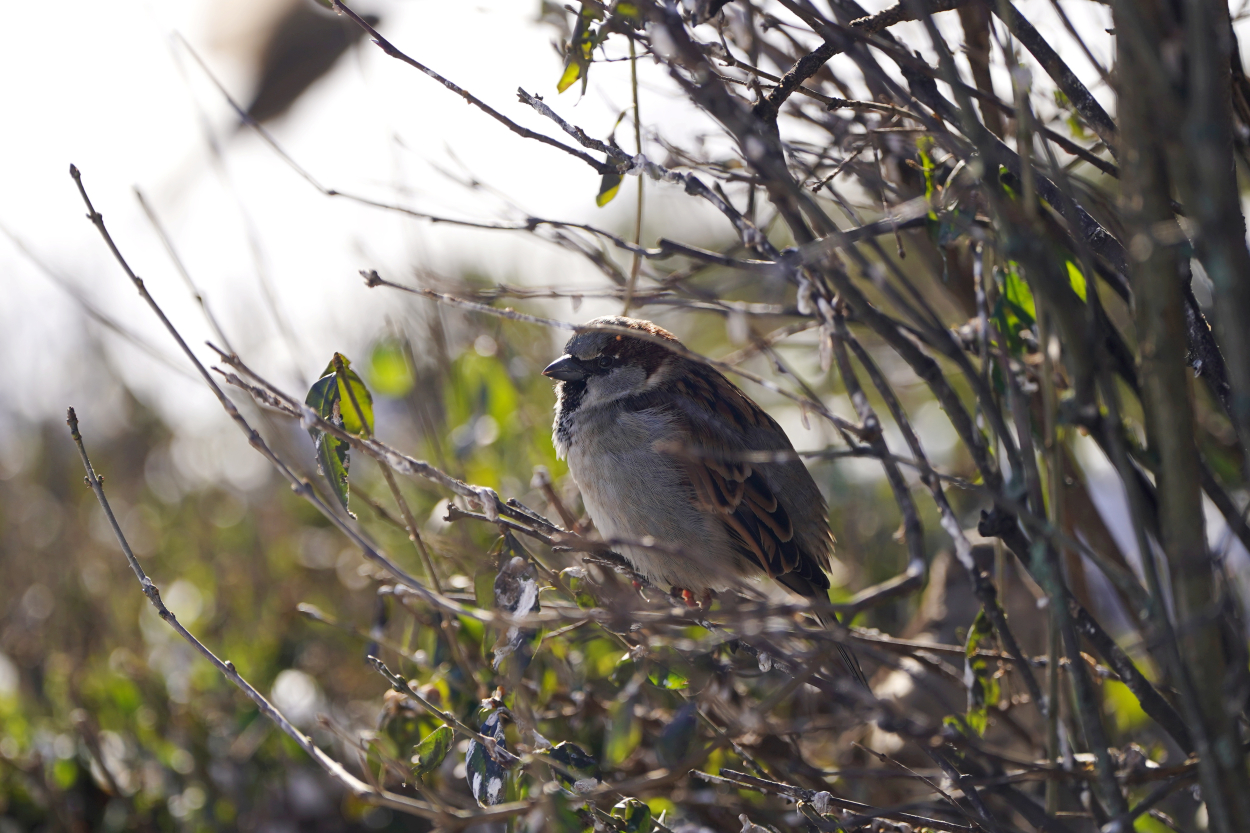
(546, 740, 599, 790)
(465, 710, 509, 806)
(305, 371, 339, 422)
(611, 652, 638, 686)
(531, 790, 587, 833)
(656, 701, 698, 768)
(492, 556, 541, 671)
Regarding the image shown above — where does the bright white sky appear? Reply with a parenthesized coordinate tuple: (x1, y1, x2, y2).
(0, 0, 720, 441)
(0, 0, 1121, 466)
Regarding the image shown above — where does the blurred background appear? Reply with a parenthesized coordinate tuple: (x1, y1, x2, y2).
(2, 0, 1248, 830)
(0, 2, 787, 827)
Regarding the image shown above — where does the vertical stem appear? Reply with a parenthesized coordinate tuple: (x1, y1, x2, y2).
(957, 0, 1004, 137)
(998, 323, 1126, 817)
(1045, 600, 1061, 810)
(623, 35, 644, 315)
(1181, 0, 1250, 462)
(1002, 36, 1037, 220)
(1039, 311, 1063, 815)
(976, 246, 1010, 624)
(376, 465, 442, 595)
(1115, 0, 1250, 822)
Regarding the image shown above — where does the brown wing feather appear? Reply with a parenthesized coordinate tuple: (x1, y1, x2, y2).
(662, 369, 820, 582)
(626, 358, 833, 586)
(684, 455, 811, 579)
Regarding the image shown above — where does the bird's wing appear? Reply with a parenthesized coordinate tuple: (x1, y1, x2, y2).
(662, 366, 831, 585)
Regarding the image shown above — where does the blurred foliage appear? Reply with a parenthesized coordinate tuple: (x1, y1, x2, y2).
(0, 306, 981, 830)
(9, 0, 1250, 829)
(0, 319, 573, 830)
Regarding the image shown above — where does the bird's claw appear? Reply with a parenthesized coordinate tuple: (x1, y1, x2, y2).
(672, 588, 714, 610)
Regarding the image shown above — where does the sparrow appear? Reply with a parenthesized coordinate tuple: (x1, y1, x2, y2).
(544, 317, 864, 683)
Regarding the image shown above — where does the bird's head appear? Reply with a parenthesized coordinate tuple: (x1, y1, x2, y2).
(543, 317, 681, 408)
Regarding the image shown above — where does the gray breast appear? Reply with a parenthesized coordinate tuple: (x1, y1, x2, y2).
(557, 402, 747, 592)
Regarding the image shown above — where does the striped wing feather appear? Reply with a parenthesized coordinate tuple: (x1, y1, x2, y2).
(666, 365, 830, 587)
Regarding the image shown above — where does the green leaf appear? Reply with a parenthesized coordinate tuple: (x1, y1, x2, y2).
(646, 664, 688, 691)
(997, 165, 1019, 200)
(52, 759, 78, 790)
(942, 714, 973, 737)
(557, 4, 604, 95)
(965, 609, 994, 655)
(411, 725, 454, 778)
(302, 353, 375, 517)
(556, 61, 583, 94)
(1065, 260, 1088, 303)
(316, 434, 351, 516)
(964, 609, 1001, 736)
(596, 172, 622, 207)
(611, 798, 652, 833)
(304, 372, 353, 517)
(306, 372, 338, 422)
(1133, 812, 1176, 833)
(1054, 91, 1091, 140)
(992, 262, 1038, 356)
(560, 568, 597, 608)
(604, 697, 641, 767)
(916, 135, 939, 219)
(1105, 680, 1148, 734)
(328, 354, 374, 437)
(1001, 263, 1036, 323)
(368, 339, 415, 398)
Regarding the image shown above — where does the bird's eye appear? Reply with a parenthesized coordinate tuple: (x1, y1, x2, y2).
(596, 355, 614, 370)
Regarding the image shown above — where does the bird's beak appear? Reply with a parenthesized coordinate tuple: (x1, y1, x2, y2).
(542, 355, 586, 382)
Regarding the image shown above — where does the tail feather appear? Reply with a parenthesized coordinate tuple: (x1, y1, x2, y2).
(777, 573, 870, 690)
(836, 641, 870, 691)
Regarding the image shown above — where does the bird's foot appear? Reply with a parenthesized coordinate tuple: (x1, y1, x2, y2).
(672, 588, 715, 610)
(670, 587, 695, 608)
